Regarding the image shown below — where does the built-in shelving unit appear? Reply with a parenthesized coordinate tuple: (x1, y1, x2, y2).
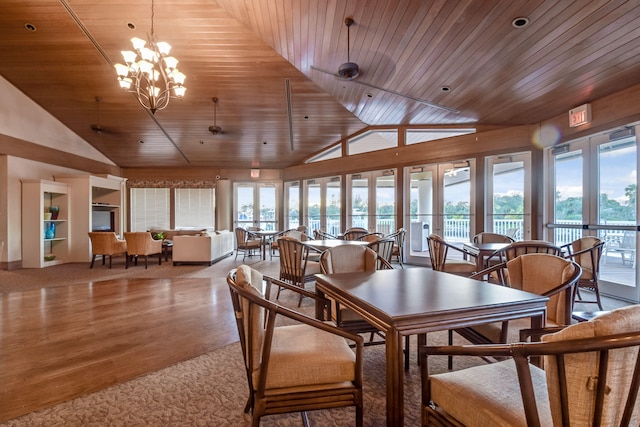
(21, 179, 70, 268)
(57, 174, 127, 262)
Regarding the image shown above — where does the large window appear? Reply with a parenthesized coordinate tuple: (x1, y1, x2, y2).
(284, 181, 300, 229)
(347, 170, 396, 234)
(130, 188, 170, 231)
(175, 188, 215, 229)
(304, 177, 341, 235)
(234, 183, 280, 231)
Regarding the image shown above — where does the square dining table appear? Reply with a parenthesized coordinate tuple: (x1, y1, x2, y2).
(463, 241, 510, 271)
(314, 268, 548, 427)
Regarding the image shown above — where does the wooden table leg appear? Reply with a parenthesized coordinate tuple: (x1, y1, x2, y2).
(385, 329, 404, 426)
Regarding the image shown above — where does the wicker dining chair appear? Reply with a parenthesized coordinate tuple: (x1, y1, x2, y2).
(421, 304, 640, 427)
(227, 265, 364, 427)
(561, 236, 606, 310)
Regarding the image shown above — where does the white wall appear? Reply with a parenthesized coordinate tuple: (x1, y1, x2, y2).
(0, 75, 118, 266)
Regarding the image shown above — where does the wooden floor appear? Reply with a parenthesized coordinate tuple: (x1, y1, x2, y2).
(0, 277, 238, 423)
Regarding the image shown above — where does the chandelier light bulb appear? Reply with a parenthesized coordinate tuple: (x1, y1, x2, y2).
(113, 0, 186, 114)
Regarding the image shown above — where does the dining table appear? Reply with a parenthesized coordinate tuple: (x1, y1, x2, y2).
(301, 239, 370, 253)
(463, 241, 510, 271)
(251, 230, 281, 260)
(314, 268, 548, 427)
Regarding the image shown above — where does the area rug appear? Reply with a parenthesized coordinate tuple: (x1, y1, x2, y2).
(2, 331, 482, 427)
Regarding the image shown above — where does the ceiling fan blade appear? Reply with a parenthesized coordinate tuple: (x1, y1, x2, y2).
(310, 66, 459, 113)
(350, 79, 460, 114)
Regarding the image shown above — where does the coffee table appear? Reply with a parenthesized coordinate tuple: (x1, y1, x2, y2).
(314, 268, 548, 426)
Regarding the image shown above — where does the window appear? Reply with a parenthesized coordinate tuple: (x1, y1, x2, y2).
(348, 130, 397, 155)
(130, 188, 170, 231)
(406, 128, 475, 145)
(306, 144, 342, 163)
(175, 188, 215, 229)
(285, 181, 300, 229)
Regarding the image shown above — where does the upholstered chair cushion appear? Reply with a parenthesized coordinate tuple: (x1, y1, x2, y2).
(257, 323, 356, 391)
(542, 305, 640, 426)
(429, 358, 552, 426)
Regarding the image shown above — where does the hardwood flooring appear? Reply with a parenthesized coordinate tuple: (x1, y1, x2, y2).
(0, 277, 238, 423)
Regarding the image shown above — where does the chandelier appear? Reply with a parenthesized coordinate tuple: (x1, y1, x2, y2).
(114, 0, 186, 114)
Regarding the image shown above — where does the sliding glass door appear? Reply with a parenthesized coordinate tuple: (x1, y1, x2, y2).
(346, 170, 396, 234)
(404, 161, 474, 265)
(303, 177, 341, 235)
(547, 127, 638, 302)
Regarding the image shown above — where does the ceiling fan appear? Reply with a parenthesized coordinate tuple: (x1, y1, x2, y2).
(311, 18, 459, 114)
(90, 97, 107, 135)
(208, 97, 223, 135)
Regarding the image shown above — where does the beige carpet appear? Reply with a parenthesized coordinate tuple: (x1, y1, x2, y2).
(0, 256, 485, 426)
(2, 332, 481, 427)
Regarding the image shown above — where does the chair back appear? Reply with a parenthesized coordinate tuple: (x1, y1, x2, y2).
(226, 265, 267, 378)
(506, 253, 581, 326)
(368, 238, 395, 268)
(540, 305, 640, 426)
(473, 232, 514, 244)
(427, 234, 448, 271)
(496, 240, 561, 262)
(123, 231, 161, 255)
(278, 236, 311, 287)
(568, 236, 604, 279)
(88, 232, 126, 255)
(343, 228, 369, 241)
(319, 245, 379, 274)
(234, 227, 248, 247)
(357, 232, 383, 242)
(313, 229, 337, 240)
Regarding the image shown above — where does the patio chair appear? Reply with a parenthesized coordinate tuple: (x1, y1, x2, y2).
(123, 231, 163, 269)
(561, 236, 605, 310)
(367, 237, 395, 269)
(486, 240, 562, 285)
(343, 228, 369, 241)
(88, 232, 128, 268)
(472, 232, 514, 244)
(227, 265, 364, 427)
(319, 245, 394, 346)
(426, 233, 477, 276)
(421, 304, 640, 427)
(276, 236, 321, 306)
(313, 229, 337, 240)
(234, 227, 262, 261)
(387, 227, 406, 267)
(456, 253, 581, 348)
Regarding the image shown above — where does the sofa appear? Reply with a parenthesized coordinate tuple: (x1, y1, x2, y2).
(172, 230, 234, 265)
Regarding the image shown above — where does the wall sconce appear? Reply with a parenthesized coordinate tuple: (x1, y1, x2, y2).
(251, 169, 260, 178)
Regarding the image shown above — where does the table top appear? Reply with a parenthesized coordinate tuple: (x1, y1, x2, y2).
(463, 242, 509, 255)
(251, 230, 281, 236)
(302, 239, 370, 251)
(315, 268, 548, 332)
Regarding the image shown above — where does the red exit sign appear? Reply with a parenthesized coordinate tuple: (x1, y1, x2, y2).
(569, 104, 592, 127)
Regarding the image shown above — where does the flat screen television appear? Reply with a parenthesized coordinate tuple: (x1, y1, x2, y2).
(92, 210, 115, 232)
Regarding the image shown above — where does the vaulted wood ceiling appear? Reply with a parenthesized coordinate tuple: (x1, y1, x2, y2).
(2, 0, 640, 169)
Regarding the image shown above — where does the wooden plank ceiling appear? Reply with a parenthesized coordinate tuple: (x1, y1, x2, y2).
(1, 0, 640, 169)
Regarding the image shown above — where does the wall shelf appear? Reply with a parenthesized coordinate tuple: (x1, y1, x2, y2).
(21, 179, 70, 268)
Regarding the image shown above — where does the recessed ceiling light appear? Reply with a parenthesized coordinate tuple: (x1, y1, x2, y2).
(25, 23, 36, 31)
(138, 140, 144, 144)
(127, 22, 136, 30)
(441, 86, 451, 92)
(512, 17, 529, 28)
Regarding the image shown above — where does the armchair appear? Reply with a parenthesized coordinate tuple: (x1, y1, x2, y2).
(561, 236, 605, 310)
(386, 227, 406, 267)
(88, 232, 128, 269)
(421, 304, 640, 427)
(276, 236, 321, 306)
(426, 233, 477, 275)
(123, 232, 163, 269)
(234, 227, 262, 261)
(227, 265, 364, 427)
(457, 253, 581, 347)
